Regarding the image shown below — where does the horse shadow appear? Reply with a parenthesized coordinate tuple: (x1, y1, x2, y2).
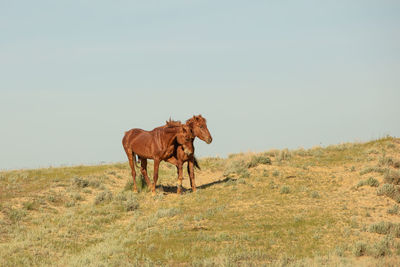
(157, 177, 234, 194)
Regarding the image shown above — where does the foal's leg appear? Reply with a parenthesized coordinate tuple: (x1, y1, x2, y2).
(176, 162, 184, 194)
(188, 158, 196, 192)
(152, 159, 161, 195)
(127, 149, 137, 192)
(139, 158, 152, 188)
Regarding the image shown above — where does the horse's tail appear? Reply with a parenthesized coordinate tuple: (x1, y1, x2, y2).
(194, 156, 201, 170)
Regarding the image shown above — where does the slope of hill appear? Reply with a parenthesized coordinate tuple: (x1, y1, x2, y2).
(1, 137, 400, 266)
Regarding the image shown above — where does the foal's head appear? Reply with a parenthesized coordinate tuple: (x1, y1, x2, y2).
(176, 125, 194, 156)
(186, 115, 212, 144)
(166, 120, 194, 156)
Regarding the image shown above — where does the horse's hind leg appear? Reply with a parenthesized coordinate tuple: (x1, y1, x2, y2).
(127, 149, 138, 192)
(139, 158, 152, 189)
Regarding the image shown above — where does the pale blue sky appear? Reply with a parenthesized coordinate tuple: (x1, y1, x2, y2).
(1, 1, 399, 169)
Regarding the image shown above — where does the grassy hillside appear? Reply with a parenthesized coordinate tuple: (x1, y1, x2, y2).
(1, 137, 400, 266)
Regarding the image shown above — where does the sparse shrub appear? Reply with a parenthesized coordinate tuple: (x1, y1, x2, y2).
(71, 193, 83, 201)
(262, 170, 269, 177)
(223, 160, 250, 178)
(370, 236, 392, 258)
(353, 241, 367, 257)
(8, 208, 27, 222)
(65, 201, 75, 207)
(377, 184, 400, 202)
(280, 186, 290, 194)
(247, 155, 271, 168)
(73, 177, 89, 188)
(311, 191, 320, 198)
(272, 170, 280, 177)
(357, 177, 379, 188)
(384, 169, 400, 185)
(125, 197, 139, 212)
(156, 207, 180, 218)
(23, 201, 37, 211)
(94, 190, 113, 205)
(276, 149, 291, 162)
(359, 167, 386, 176)
(387, 204, 399, 215)
(368, 221, 400, 237)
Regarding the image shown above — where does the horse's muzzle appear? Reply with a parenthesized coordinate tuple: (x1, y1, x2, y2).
(206, 137, 212, 144)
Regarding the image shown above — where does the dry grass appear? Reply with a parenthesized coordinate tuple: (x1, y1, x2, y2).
(1, 136, 400, 266)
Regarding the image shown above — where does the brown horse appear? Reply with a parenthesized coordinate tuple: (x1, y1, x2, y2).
(122, 120, 193, 195)
(165, 115, 212, 194)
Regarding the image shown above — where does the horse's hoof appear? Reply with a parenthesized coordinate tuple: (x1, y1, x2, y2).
(152, 191, 156, 196)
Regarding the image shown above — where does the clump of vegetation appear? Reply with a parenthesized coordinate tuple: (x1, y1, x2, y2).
(272, 170, 280, 177)
(276, 149, 291, 162)
(387, 204, 399, 215)
(7, 208, 27, 223)
(384, 170, 400, 185)
(377, 184, 400, 202)
(353, 241, 367, 257)
(370, 236, 392, 258)
(223, 160, 250, 178)
(357, 177, 379, 188)
(94, 190, 113, 205)
(72, 177, 89, 188)
(155, 207, 181, 218)
(280, 186, 290, 194)
(22, 200, 38, 211)
(247, 155, 271, 168)
(359, 167, 386, 176)
(125, 196, 139, 211)
(368, 221, 400, 237)
(311, 191, 320, 198)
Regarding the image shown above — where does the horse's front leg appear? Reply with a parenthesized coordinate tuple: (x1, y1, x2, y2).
(188, 158, 196, 192)
(176, 162, 184, 194)
(152, 159, 161, 196)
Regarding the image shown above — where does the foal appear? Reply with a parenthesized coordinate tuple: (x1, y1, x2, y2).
(165, 115, 212, 194)
(122, 120, 193, 195)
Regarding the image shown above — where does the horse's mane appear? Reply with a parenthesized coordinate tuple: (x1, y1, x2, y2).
(165, 119, 182, 128)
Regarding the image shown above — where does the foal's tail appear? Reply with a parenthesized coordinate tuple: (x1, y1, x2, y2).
(132, 152, 140, 168)
(194, 156, 201, 170)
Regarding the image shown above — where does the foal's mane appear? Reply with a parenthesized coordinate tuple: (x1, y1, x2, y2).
(165, 119, 182, 128)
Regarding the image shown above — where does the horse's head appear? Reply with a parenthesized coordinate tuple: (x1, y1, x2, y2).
(186, 115, 212, 144)
(176, 125, 194, 156)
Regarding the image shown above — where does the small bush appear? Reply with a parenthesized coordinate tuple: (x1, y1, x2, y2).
(223, 160, 251, 178)
(125, 197, 139, 211)
(272, 170, 280, 177)
(353, 241, 367, 257)
(311, 191, 320, 198)
(280, 186, 290, 194)
(359, 167, 386, 176)
(357, 177, 379, 188)
(73, 177, 89, 188)
(370, 237, 392, 258)
(368, 221, 400, 237)
(22, 201, 38, 211)
(8, 208, 27, 222)
(155, 207, 181, 218)
(276, 149, 291, 162)
(387, 204, 399, 215)
(95, 190, 113, 205)
(384, 169, 400, 185)
(377, 184, 400, 202)
(247, 155, 271, 168)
